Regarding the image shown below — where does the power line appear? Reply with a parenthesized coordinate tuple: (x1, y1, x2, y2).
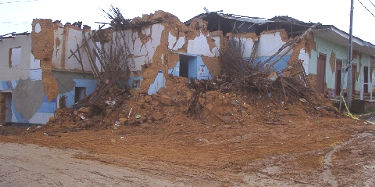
(369, 0, 375, 8)
(358, 0, 375, 18)
(0, 0, 38, 5)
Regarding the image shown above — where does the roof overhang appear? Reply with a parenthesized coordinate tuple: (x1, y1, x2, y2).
(313, 26, 375, 56)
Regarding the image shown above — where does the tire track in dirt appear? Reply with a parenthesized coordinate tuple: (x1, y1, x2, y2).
(322, 132, 372, 186)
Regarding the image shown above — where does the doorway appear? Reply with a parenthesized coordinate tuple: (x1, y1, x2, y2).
(179, 54, 197, 79)
(0, 92, 12, 124)
(316, 53, 326, 94)
(335, 59, 342, 96)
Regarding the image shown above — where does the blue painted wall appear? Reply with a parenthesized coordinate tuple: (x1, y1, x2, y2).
(128, 76, 143, 89)
(57, 79, 97, 108)
(196, 56, 212, 80)
(0, 78, 97, 124)
(168, 55, 212, 80)
(188, 56, 198, 79)
(254, 55, 291, 72)
(168, 62, 180, 77)
(148, 70, 166, 95)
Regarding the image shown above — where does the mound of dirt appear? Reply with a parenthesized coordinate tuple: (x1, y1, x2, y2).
(41, 75, 339, 135)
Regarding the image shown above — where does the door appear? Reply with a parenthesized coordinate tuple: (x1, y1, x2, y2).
(335, 60, 342, 96)
(0, 92, 12, 124)
(316, 53, 326, 94)
(364, 66, 369, 93)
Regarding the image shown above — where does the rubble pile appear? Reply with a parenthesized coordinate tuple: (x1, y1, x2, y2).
(45, 74, 338, 134)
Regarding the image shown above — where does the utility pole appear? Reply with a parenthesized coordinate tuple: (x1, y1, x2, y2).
(347, 0, 354, 109)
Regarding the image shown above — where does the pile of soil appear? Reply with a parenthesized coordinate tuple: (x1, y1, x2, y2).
(40, 75, 339, 135)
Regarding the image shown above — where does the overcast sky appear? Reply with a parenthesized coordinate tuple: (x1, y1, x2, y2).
(1, 0, 375, 44)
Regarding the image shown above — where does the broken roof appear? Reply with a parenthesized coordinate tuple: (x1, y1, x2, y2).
(0, 32, 29, 40)
(186, 11, 270, 25)
(187, 11, 375, 55)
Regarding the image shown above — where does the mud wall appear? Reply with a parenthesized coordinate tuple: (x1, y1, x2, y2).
(119, 12, 222, 95)
(123, 15, 309, 95)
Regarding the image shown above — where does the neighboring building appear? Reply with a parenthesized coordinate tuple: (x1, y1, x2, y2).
(1, 10, 374, 124)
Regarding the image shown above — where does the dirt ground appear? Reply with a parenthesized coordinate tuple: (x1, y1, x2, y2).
(1, 113, 375, 186)
(0, 143, 179, 186)
(1, 77, 375, 186)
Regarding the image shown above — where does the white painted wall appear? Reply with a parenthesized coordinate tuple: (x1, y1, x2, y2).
(52, 27, 93, 72)
(0, 35, 31, 80)
(232, 37, 255, 58)
(125, 24, 164, 71)
(187, 32, 219, 57)
(298, 48, 309, 74)
(257, 32, 290, 57)
(168, 32, 185, 51)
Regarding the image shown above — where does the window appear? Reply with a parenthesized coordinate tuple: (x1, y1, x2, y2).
(9, 47, 21, 68)
(74, 87, 86, 103)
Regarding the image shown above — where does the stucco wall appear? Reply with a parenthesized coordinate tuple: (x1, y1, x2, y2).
(0, 35, 31, 80)
(52, 26, 93, 72)
(309, 35, 372, 93)
(0, 20, 97, 124)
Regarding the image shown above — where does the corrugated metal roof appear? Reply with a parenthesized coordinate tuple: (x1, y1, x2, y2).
(0, 32, 29, 40)
(185, 11, 271, 25)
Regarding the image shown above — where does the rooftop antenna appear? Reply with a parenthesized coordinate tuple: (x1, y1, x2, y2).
(203, 7, 210, 14)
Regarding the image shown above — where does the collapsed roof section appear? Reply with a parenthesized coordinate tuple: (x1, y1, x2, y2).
(185, 12, 314, 37)
(185, 11, 270, 35)
(185, 11, 375, 56)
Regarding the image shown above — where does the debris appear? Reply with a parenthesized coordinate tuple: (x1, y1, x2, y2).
(78, 113, 86, 120)
(299, 98, 307, 103)
(135, 114, 141, 119)
(144, 95, 152, 103)
(127, 108, 133, 119)
(365, 120, 375, 125)
(114, 121, 121, 126)
(78, 107, 90, 113)
(105, 100, 116, 106)
(198, 138, 209, 143)
(151, 112, 163, 121)
(118, 118, 127, 124)
(160, 94, 173, 106)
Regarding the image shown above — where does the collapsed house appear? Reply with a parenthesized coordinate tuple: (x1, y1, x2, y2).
(0, 10, 375, 124)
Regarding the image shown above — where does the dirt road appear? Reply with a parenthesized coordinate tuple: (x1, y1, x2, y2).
(0, 143, 180, 187)
(1, 128, 375, 186)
